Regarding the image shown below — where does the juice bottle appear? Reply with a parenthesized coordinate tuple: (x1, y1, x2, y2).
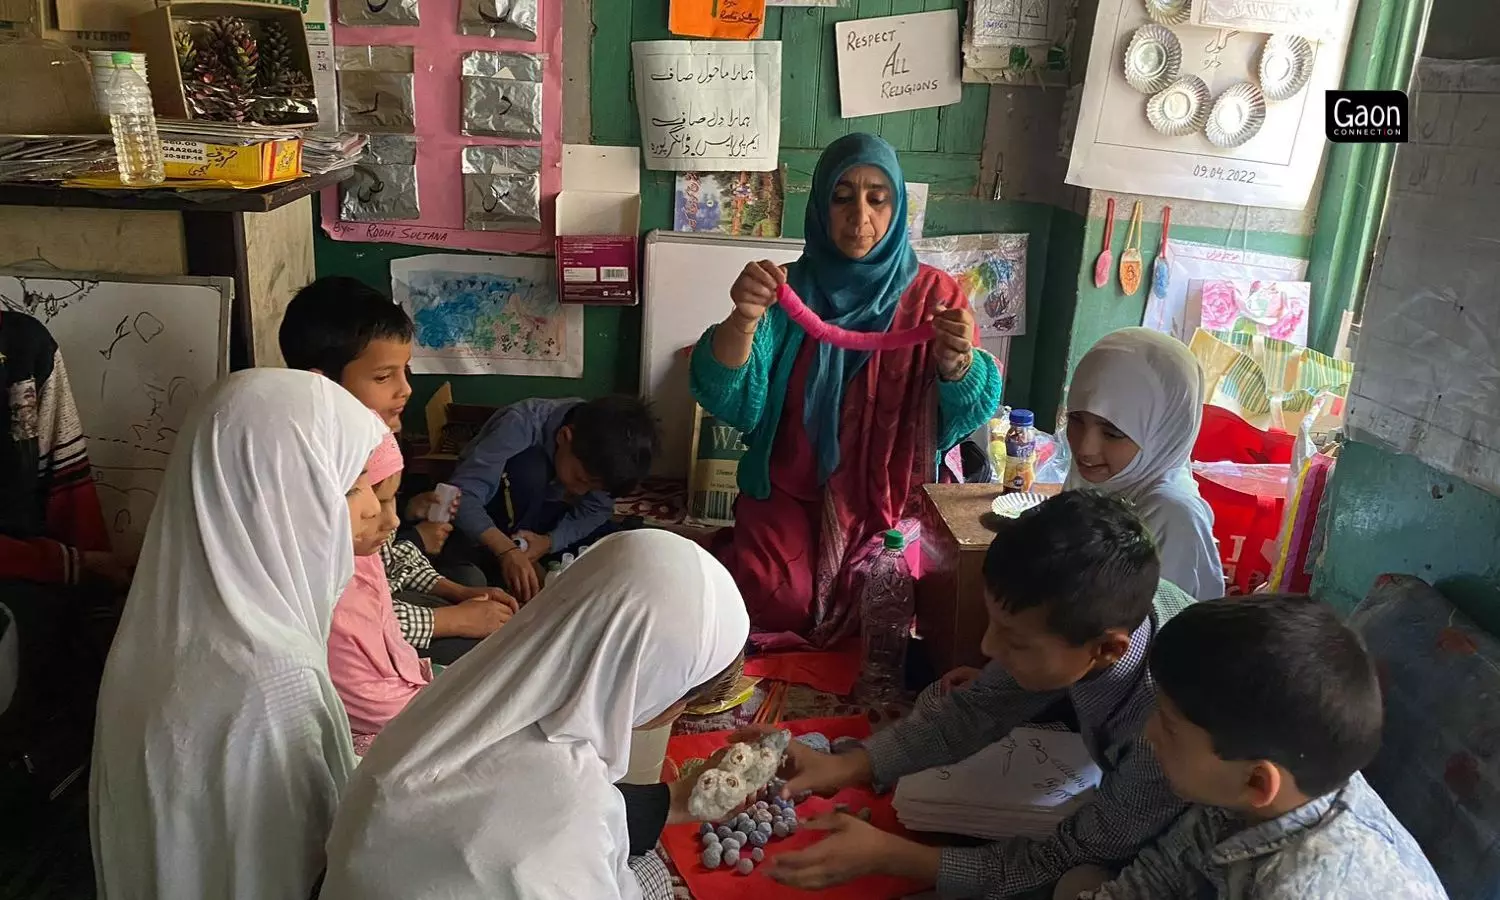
(1002, 409, 1037, 493)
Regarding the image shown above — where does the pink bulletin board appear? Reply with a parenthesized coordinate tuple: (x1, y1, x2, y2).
(319, 0, 563, 253)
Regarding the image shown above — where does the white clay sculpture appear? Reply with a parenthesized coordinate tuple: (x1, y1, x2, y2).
(687, 729, 791, 822)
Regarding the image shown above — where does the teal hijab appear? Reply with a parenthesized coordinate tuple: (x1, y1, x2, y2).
(786, 133, 919, 482)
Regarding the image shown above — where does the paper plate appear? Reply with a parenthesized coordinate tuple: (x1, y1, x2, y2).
(1258, 34, 1314, 102)
(1204, 82, 1267, 148)
(991, 492, 1048, 519)
(1124, 24, 1182, 94)
(1144, 0, 1191, 26)
(1146, 74, 1210, 137)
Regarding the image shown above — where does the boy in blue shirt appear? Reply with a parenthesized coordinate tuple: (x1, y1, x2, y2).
(448, 395, 658, 602)
(1083, 594, 1447, 900)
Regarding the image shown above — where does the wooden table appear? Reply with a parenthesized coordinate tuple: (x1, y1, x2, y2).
(0, 171, 350, 368)
(916, 482, 1061, 675)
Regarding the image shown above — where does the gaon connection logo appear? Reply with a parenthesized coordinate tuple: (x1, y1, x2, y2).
(1325, 90, 1409, 143)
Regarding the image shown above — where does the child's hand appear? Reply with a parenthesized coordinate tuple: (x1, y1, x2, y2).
(405, 490, 461, 523)
(467, 585, 519, 613)
(768, 814, 926, 888)
(500, 548, 541, 602)
(415, 521, 452, 555)
(515, 529, 551, 560)
(940, 665, 983, 694)
(446, 596, 514, 639)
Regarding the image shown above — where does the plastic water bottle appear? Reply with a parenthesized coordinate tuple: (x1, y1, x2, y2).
(103, 51, 164, 186)
(857, 529, 914, 704)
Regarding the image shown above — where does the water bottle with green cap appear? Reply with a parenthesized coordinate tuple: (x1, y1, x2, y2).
(858, 527, 914, 704)
(104, 50, 164, 186)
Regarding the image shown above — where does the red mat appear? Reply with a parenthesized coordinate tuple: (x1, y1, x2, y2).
(662, 717, 926, 900)
(743, 645, 861, 696)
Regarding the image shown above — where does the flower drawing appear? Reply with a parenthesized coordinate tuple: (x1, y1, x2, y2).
(1199, 280, 1240, 331)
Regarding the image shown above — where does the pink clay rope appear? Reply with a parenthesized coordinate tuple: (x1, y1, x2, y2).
(775, 282, 936, 351)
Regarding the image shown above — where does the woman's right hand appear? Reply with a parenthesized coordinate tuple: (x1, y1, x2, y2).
(729, 260, 786, 326)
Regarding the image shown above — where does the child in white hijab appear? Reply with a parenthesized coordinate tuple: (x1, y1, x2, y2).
(321, 529, 751, 900)
(90, 368, 387, 900)
(1065, 328, 1224, 600)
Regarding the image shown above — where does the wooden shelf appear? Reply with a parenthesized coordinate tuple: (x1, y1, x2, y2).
(0, 169, 351, 213)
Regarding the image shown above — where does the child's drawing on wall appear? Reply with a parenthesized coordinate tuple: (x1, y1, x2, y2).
(391, 254, 584, 377)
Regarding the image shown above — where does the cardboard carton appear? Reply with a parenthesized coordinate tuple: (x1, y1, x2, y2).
(131, 0, 317, 125)
(555, 144, 642, 305)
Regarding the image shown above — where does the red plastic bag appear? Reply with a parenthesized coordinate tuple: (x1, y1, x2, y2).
(1191, 407, 1293, 594)
(1193, 405, 1295, 465)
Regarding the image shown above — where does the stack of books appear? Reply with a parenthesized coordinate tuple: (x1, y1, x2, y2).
(892, 727, 1102, 840)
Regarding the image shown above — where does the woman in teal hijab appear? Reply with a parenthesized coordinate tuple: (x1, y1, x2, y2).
(690, 133, 1002, 645)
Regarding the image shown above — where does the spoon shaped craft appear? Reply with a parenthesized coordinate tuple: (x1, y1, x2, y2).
(776, 283, 937, 350)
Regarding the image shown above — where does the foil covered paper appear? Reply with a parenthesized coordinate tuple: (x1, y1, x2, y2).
(337, 46, 417, 134)
(340, 163, 420, 221)
(460, 51, 544, 140)
(338, 0, 420, 27)
(458, 0, 538, 39)
(462, 145, 541, 231)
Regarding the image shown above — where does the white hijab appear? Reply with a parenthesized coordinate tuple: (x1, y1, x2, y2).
(321, 529, 750, 900)
(1065, 328, 1224, 600)
(90, 368, 386, 900)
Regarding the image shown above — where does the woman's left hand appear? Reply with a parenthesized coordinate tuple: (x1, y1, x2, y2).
(931, 305, 975, 381)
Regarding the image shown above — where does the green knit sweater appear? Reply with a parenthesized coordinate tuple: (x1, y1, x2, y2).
(689, 304, 1004, 500)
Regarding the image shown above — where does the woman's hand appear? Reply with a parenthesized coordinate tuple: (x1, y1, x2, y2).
(931, 305, 975, 381)
(728, 260, 786, 330)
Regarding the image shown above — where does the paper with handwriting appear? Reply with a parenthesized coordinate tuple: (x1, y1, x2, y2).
(632, 40, 782, 172)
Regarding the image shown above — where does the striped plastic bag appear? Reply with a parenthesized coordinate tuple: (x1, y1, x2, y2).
(1188, 328, 1353, 432)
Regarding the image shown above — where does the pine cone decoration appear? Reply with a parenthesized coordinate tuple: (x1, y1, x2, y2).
(258, 20, 292, 91)
(207, 17, 259, 97)
(179, 23, 244, 121)
(174, 27, 198, 71)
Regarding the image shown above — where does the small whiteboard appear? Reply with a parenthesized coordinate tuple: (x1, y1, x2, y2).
(641, 231, 804, 479)
(0, 270, 231, 555)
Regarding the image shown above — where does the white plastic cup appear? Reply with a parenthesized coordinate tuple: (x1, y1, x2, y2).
(427, 482, 460, 524)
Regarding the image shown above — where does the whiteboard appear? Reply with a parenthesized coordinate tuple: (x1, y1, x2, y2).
(641, 229, 1015, 479)
(641, 231, 804, 479)
(1345, 59, 1500, 498)
(0, 270, 232, 555)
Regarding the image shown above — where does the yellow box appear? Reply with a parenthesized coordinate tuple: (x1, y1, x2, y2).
(161, 137, 302, 184)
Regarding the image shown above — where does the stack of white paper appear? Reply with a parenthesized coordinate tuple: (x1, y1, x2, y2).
(892, 727, 1102, 840)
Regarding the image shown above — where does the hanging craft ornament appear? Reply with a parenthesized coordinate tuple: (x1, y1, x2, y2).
(1093, 197, 1115, 288)
(776, 283, 936, 351)
(1151, 205, 1172, 300)
(1118, 201, 1144, 295)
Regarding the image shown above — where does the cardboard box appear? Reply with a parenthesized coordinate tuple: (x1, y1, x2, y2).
(555, 144, 642, 305)
(685, 404, 745, 527)
(421, 383, 499, 462)
(0, 0, 132, 51)
(131, 0, 318, 125)
(162, 136, 302, 184)
(56, 0, 151, 33)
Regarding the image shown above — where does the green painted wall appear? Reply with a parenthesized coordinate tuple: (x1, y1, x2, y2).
(314, 0, 1068, 431)
(1313, 441, 1500, 632)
